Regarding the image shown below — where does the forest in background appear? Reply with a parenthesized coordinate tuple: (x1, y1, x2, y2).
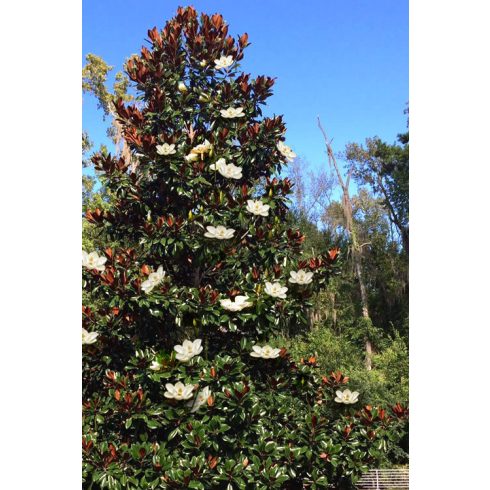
(82, 53, 409, 465)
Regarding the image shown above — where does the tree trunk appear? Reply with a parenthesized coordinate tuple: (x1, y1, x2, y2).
(318, 117, 373, 370)
(353, 249, 372, 370)
(330, 291, 337, 332)
(377, 174, 409, 254)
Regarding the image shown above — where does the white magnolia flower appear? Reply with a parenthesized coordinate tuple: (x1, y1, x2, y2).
(214, 55, 234, 70)
(264, 281, 288, 299)
(174, 339, 203, 362)
(335, 389, 360, 405)
(82, 251, 107, 272)
(82, 328, 99, 345)
(186, 386, 212, 413)
(190, 139, 213, 157)
(220, 295, 253, 312)
(178, 81, 188, 93)
(210, 158, 243, 179)
(141, 266, 166, 294)
(156, 143, 176, 156)
(204, 225, 235, 240)
(149, 360, 163, 371)
(289, 270, 314, 285)
(246, 199, 270, 217)
(277, 141, 297, 161)
(220, 107, 245, 119)
(250, 345, 281, 359)
(164, 382, 194, 401)
(184, 152, 199, 163)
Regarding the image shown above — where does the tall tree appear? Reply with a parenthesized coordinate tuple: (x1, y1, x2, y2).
(318, 118, 374, 370)
(82, 54, 134, 165)
(322, 190, 408, 337)
(344, 130, 409, 253)
(82, 9, 407, 488)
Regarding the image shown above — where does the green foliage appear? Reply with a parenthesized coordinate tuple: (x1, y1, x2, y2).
(281, 327, 408, 406)
(83, 339, 407, 489)
(318, 188, 408, 340)
(82, 7, 408, 489)
(82, 54, 133, 119)
(344, 130, 409, 252)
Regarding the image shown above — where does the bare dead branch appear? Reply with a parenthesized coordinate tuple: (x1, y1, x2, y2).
(317, 115, 373, 370)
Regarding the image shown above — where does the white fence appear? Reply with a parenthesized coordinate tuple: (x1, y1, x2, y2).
(356, 468, 409, 489)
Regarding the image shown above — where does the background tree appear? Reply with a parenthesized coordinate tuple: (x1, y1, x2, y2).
(343, 128, 409, 253)
(276, 123, 408, 461)
(318, 118, 375, 370)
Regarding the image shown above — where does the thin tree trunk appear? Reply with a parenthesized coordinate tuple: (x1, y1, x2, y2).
(353, 249, 373, 369)
(318, 117, 373, 370)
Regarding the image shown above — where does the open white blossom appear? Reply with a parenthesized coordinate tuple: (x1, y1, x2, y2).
(149, 360, 163, 371)
(220, 295, 253, 312)
(190, 139, 213, 158)
(184, 152, 199, 163)
(220, 107, 245, 119)
(141, 266, 166, 294)
(204, 225, 235, 240)
(174, 339, 203, 362)
(289, 270, 314, 285)
(335, 389, 360, 405)
(277, 141, 297, 161)
(186, 386, 212, 413)
(264, 281, 288, 299)
(250, 345, 281, 359)
(210, 158, 243, 179)
(246, 199, 270, 217)
(214, 55, 234, 70)
(82, 328, 99, 345)
(82, 251, 107, 272)
(156, 143, 176, 156)
(178, 81, 188, 93)
(164, 382, 195, 401)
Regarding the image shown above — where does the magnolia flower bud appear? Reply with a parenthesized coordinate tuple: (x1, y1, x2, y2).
(178, 81, 188, 93)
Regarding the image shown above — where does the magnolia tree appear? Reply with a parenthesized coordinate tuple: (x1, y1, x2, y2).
(82, 7, 407, 489)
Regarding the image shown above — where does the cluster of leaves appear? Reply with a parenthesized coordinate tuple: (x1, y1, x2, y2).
(283, 328, 408, 409)
(282, 139, 410, 465)
(83, 7, 408, 489)
(84, 5, 341, 348)
(344, 131, 409, 253)
(83, 338, 408, 489)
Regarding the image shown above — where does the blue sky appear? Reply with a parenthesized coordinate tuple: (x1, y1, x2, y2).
(83, 0, 408, 181)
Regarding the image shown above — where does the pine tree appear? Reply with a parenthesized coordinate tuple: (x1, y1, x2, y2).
(82, 8, 407, 489)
